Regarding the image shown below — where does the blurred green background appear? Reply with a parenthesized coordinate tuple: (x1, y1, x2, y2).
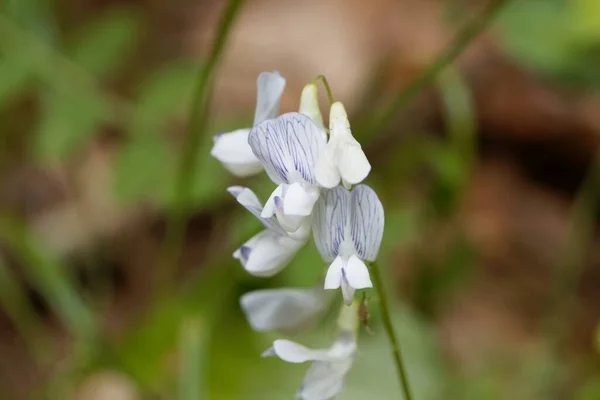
(1, 0, 600, 398)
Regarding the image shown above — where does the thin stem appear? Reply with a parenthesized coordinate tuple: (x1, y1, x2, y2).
(314, 75, 335, 105)
(370, 261, 413, 400)
(358, 0, 509, 136)
(156, 0, 244, 296)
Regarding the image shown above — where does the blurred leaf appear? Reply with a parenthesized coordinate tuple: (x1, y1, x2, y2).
(497, 0, 573, 75)
(67, 8, 140, 78)
(35, 91, 107, 160)
(131, 62, 200, 137)
(0, 57, 32, 109)
(572, 0, 600, 43)
(4, 0, 58, 43)
(113, 133, 176, 204)
(577, 377, 600, 400)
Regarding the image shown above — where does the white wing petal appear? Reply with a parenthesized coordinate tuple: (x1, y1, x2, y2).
(248, 112, 326, 185)
(243, 233, 305, 277)
(283, 182, 320, 216)
(270, 340, 332, 363)
(228, 186, 287, 235)
(210, 129, 263, 177)
(344, 255, 372, 289)
(254, 71, 286, 124)
(240, 288, 326, 334)
(297, 359, 352, 400)
(324, 256, 344, 289)
(312, 186, 350, 262)
(350, 184, 384, 261)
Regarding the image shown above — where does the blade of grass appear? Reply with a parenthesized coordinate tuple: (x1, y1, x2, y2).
(357, 0, 510, 139)
(156, 0, 245, 296)
(0, 214, 97, 341)
(178, 318, 205, 400)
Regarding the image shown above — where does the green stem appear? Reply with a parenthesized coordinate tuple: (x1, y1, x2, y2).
(358, 0, 509, 137)
(314, 75, 335, 105)
(370, 261, 413, 400)
(156, 0, 245, 295)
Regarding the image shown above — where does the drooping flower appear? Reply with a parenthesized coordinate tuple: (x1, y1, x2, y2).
(229, 186, 307, 277)
(211, 71, 285, 177)
(315, 102, 371, 189)
(249, 112, 327, 234)
(312, 184, 384, 305)
(240, 287, 329, 334)
(263, 332, 356, 400)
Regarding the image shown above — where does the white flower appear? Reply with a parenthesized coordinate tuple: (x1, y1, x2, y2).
(211, 71, 286, 177)
(263, 332, 356, 400)
(315, 102, 371, 189)
(229, 186, 307, 277)
(312, 184, 384, 305)
(249, 112, 327, 233)
(240, 287, 329, 334)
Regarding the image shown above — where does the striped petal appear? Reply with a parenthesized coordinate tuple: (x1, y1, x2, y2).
(312, 186, 350, 262)
(248, 112, 327, 185)
(254, 71, 286, 124)
(350, 184, 384, 261)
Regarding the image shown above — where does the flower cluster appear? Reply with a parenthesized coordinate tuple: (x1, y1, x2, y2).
(211, 71, 385, 399)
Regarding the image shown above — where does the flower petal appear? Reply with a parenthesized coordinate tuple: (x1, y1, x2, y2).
(297, 359, 352, 400)
(344, 255, 372, 289)
(296, 333, 356, 400)
(350, 184, 384, 261)
(240, 288, 326, 333)
(339, 141, 371, 185)
(270, 340, 332, 363)
(324, 256, 344, 289)
(299, 83, 325, 132)
(283, 182, 320, 216)
(315, 146, 341, 189)
(210, 129, 263, 177)
(254, 71, 286, 124)
(312, 187, 350, 262)
(248, 112, 327, 185)
(242, 232, 305, 277)
(261, 184, 284, 218)
(228, 186, 286, 235)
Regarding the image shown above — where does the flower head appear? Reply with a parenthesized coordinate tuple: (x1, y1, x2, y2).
(312, 184, 384, 305)
(240, 287, 329, 334)
(229, 186, 307, 276)
(249, 112, 327, 233)
(315, 102, 371, 189)
(211, 71, 286, 177)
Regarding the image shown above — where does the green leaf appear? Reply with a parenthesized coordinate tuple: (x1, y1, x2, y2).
(113, 133, 176, 204)
(66, 8, 140, 77)
(34, 92, 107, 160)
(572, 0, 600, 43)
(131, 62, 200, 137)
(497, 0, 573, 75)
(0, 57, 33, 109)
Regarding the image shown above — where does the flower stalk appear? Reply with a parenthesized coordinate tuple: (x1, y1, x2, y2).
(370, 260, 413, 400)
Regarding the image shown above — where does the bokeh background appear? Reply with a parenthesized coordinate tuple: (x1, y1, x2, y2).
(1, 0, 600, 398)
